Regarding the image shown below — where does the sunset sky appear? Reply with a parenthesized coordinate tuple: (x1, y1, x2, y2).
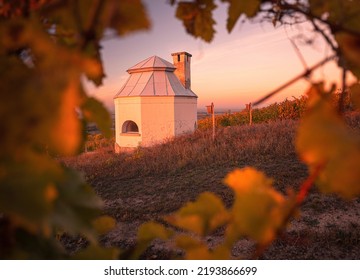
(84, 0, 347, 112)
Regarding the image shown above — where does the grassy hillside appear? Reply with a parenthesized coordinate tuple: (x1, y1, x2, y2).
(61, 112, 360, 259)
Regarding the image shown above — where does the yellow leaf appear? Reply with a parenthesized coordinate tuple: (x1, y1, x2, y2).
(296, 84, 360, 198)
(50, 79, 82, 156)
(225, 167, 273, 194)
(165, 192, 229, 236)
(137, 221, 173, 242)
(175, 235, 230, 260)
(133, 221, 173, 259)
(92, 216, 116, 235)
(224, 167, 285, 244)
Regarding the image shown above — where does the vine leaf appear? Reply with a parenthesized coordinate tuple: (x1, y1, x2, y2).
(336, 32, 360, 79)
(310, 0, 360, 79)
(133, 221, 173, 259)
(101, 0, 151, 37)
(221, 0, 260, 32)
(92, 216, 116, 235)
(175, 0, 217, 42)
(51, 167, 104, 242)
(224, 167, 286, 245)
(296, 83, 360, 198)
(50, 78, 82, 156)
(310, 0, 360, 32)
(175, 235, 230, 260)
(0, 152, 63, 235)
(164, 192, 229, 236)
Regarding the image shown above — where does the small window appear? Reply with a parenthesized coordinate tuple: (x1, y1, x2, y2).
(177, 54, 180, 62)
(122, 120, 139, 133)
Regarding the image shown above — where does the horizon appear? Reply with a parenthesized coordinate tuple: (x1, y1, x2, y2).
(84, 1, 353, 113)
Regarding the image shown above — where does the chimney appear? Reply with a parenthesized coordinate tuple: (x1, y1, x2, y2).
(171, 51, 192, 89)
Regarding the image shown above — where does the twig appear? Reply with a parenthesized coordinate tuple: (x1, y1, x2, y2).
(295, 164, 324, 205)
(289, 38, 308, 70)
(251, 164, 324, 259)
(253, 55, 336, 106)
(310, 19, 338, 54)
(279, 3, 360, 38)
(338, 65, 348, 114)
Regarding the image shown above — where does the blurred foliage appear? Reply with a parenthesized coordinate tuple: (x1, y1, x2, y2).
(0, 0, 149, 259)
(2, 0, 360, 260)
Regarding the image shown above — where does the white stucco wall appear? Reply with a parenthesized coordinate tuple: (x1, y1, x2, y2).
(114, 96, 197, 149)
(114, 97, 142, 148)
(140, 96, 175, 147)
(174, 97, 197, 135)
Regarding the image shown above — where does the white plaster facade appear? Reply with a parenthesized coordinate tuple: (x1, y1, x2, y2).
(114, 52, 197, 151)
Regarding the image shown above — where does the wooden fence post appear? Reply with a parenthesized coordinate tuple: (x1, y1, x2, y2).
(249, 102, 252, 125)
(246, 103, 253, 125)
(206, 102, 215, 141)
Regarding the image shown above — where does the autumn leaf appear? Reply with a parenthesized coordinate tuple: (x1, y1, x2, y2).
(296, 84, 360, 198)
(165, 192, 229, 236)
(175, 0, 217, 42)
(175, 235, 230, 260)
(224, 167, 286, 244)
(92, 216, 116, 235)
(335, 32, 360, 79)
(50, 79, 82, 156)
(132, 221, 173, 259)
(0, 151, 62, 235)
(221, 0, 260, 32)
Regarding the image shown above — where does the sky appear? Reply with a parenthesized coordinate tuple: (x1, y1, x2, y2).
(84, 0, 348, 112)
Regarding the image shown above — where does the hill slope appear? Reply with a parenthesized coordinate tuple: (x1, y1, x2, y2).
(62, 116, 360, 259)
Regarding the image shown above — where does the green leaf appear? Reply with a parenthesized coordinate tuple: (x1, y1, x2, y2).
(224, 167, 286, 244)
(81, 96, 112, 138)
(296, 83, 360, 198)
(175, 0, 217, 42)
(222, 0, 260, 32)
(165, 192, 229, 236)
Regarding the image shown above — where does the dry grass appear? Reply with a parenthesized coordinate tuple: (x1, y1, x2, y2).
(61, 113, 360, 259)
(64, 119, 298, 181)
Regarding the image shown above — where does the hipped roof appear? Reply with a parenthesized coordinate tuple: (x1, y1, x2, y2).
(114, 55, 197, 98)
(127, 56, 175, 73)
